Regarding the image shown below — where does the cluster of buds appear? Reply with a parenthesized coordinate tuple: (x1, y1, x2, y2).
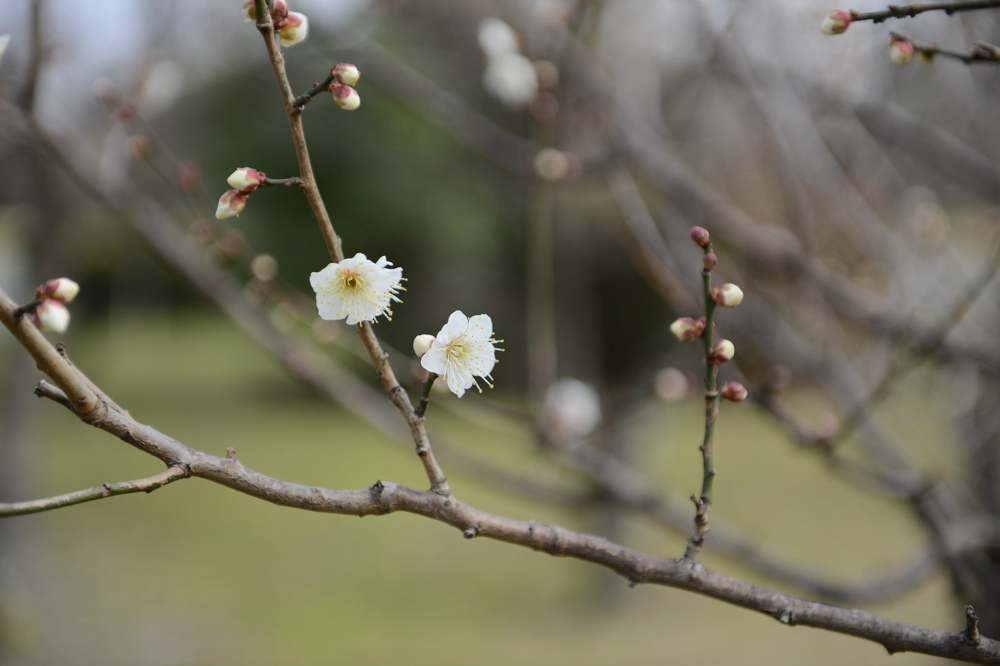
(330, 63, 361, 110)
(216, 167, 263, 219)
(242, 0, 309, 48)
(20, 278, 80, 333)
(820, 9, 852, 35)
(889, 35, 915, 65)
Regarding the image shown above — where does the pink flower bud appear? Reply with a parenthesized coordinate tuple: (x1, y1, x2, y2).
(711, 283, 744, 307)
(177, 161, 200, 194)
(820, 10, 851, 35)
(333, 63, 360, 86)
(690, 226, 710, 248)
(30, 299, 71, 333)
(889, 38, 914, 65)
(331, 84, 360, 110)
(721, 381, 748, 403)
(40, 278, 80, 303)
(413, 334, 435, 357)
(270, 0, 289, 20)
(710, 339, 735, 362)
(703, 252, 717, 271)
(215, 189, 247, 219)
(669, 317, 704, 342)
(278, 12, 308, 48)
(128, 134, 151, 159)
(227, 167, 263, 193)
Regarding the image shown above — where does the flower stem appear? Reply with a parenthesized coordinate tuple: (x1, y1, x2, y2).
(416, 374, 437, 418)
(292, 72, 336, 110)
(13, 298, 41, 319)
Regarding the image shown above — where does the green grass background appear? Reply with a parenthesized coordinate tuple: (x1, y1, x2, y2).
(1, 311, 959, 665)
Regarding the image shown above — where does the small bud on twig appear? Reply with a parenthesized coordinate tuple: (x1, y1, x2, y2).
(278, 12, 308, 48)
(331, 84, 360, 110)
(30, 299, 71, 333)
(890, 37, 915, 65)
(721, 381, 748, 403)
(711, 283, 744, 308)
(332, 63, 360, 86)
(703, 252, 717, 272)
(710, 339, 735, 363)
(670, 317, 704, 342)
(413, 334, 435, 358)
(40, 278, 80, 304)
(227, 167, 263, 193)
(216, 189, 247, 219)
(690, 226, 710, 248)
(821, 10, 851, 35)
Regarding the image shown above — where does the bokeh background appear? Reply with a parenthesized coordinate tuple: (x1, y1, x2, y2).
(1, 0, 999, 664)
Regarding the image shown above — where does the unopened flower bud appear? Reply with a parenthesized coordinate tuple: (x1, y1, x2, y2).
(332, 63, 360, 86)
(670, 317, 703, 342)
(40, 278, 80, 303)
(710, 339, 735, 362)
(690, 226, 710, 248)
(215, 189, 247, 219)
(177, 161, 200, 193)
(820, 10, 851, 35)
(331, 84, 360, 110)
(128, 134, 151, 159)
(889, 38, 914, 65)
(241, 0, 257, 21)
(250, 253, 279, 281)
(703, 252, 717, 271)
(30, 299, 70, 333)
(721, 381, 748, 403)
(227, 167, 263, 193)
(711, 283, 744, 307)
(270, 0, 289, 20)
(413, 334, 435, 357)
(278, 12, 308, 48)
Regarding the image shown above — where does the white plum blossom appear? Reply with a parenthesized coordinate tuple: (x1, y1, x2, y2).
(310, 253, 403, 325)
(420, 311, 501, 397)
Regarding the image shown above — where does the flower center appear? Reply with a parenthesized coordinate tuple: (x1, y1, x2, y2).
(338, 268, 363, 291)
(447, 341, 465, 359)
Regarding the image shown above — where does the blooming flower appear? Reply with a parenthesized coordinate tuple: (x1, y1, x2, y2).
(420, 311, 501, 397)
(309, 253, 403, 325)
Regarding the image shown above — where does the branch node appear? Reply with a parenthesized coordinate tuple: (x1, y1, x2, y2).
(226, 447, 238, 460)
(463, 525, 479, 539)
(965, 605, 981, 645)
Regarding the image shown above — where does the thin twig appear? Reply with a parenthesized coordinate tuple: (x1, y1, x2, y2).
(890, 30, 1000, 65)
(0, 465, 189, 517)
(851, 1, 1000, 23)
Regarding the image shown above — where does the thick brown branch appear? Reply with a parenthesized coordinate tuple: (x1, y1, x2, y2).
(26, 379, 1000, 664)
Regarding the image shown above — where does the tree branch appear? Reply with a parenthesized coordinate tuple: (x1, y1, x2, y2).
(851, 1, 1000, 23)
